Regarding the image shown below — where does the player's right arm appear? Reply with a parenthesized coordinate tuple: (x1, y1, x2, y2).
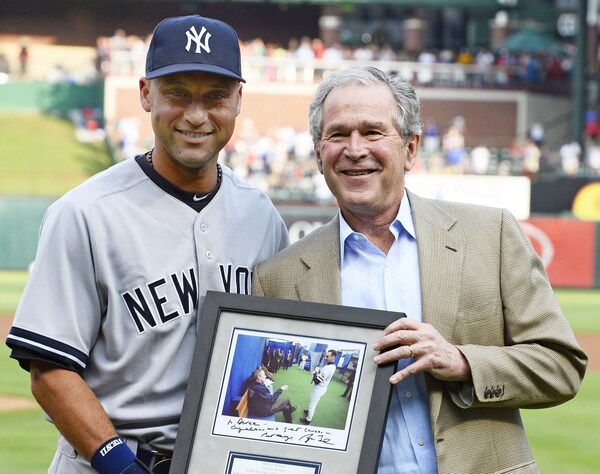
(30, 361, 151, 473)
(30, 360, 118, 461)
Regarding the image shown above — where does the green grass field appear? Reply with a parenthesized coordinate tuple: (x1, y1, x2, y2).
(0, 112, 112, 197)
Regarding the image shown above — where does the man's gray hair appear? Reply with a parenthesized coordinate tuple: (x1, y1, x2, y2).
(308, 66, 422, 145)
(253, 367, 265, 379)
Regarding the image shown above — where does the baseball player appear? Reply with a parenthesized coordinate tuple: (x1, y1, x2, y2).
(5, 14, 288, 474)
(300, 349, 337, 425)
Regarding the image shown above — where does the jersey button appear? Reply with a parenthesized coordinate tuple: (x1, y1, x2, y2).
(205, 250, 213, 259)
(200, 223, 207, 232)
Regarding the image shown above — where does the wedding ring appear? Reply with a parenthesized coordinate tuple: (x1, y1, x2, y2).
(408, 345, 414, 358)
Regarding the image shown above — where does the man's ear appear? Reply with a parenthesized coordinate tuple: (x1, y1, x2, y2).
(236, 83, 243, 116)
(139, 78, 151, 113)
(315, 145, 324, 174)
(404, 134, 421, 172)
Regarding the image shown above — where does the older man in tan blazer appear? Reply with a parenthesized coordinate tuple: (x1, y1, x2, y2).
(252, 67, 587, 474)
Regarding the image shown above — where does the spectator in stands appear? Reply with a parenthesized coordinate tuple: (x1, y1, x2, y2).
(584, 109, 600, 141)
(0, 53, 10, 76)
(416, 49, 436, 85)
(353, 43, 375, 61)
(456, 47, 473, 65)
(560, 138, 582, 176)
(473, 47, 495, 86)
(586, 140, 600, 175)
(422, 117, 441, 155)
(528, 121, 545, 147)
(116, 116, 142, 161)
(322, 42, 345, 62)
(18, 38, 29, 77)
(311, 38, 325, 59)
(378, 44, 398, 62)
(524, 54, 543, 87)
(442, 124, 467, 172)
(522, 139, 542, 178)
(470, 145, 491, 174)
(95, 36, 111, 77)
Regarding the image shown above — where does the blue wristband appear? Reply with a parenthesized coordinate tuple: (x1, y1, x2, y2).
(91, 437, 136, 474)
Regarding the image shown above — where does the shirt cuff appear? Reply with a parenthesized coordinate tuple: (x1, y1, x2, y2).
(449, 381, 475, 408)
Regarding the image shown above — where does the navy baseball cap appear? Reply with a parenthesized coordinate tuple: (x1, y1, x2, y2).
(145, 15, 245, 82)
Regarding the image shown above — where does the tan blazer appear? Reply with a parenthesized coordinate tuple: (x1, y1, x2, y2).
(253, 190, 587, 474)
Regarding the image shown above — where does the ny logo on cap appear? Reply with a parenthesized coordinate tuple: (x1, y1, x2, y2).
(185, 26, 211, 54)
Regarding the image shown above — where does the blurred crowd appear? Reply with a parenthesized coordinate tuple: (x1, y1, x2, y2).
(240, 37, 571, 92)
(95, 29, 148, 78)
(0, 26, 575, 92)
(92, 29, 571, 92)
(3, 27, 595, 201)
(101, 27, 598, 201)
(114, 111, 600, 204)
(99, 23, 592, 198)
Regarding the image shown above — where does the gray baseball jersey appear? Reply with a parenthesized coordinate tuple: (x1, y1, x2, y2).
(7, 156, 289, 450)
(314, 363, 336, 389)
(307, 363, 336, 420)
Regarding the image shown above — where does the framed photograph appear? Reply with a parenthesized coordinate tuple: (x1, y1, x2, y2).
(171, 291, 405, 474)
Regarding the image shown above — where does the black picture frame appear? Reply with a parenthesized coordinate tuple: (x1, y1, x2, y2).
(170, 291, 404, 474)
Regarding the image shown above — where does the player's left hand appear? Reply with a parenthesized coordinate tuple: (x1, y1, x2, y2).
(372, 317, 471, 384)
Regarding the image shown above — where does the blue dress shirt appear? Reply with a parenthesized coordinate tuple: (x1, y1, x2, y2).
(340, 195, 438, 474)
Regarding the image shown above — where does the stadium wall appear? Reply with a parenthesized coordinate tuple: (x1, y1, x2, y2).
(0, 81, 103, 115)
(0, 197, 52, 270)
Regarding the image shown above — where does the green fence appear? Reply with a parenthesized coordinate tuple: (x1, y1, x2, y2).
(2, 197, 600, 286)
(0, 80, 103, 115)
(0, 197, 54, 269)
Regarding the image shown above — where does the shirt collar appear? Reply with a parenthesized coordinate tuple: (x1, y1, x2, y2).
(339, 193, 416, 262)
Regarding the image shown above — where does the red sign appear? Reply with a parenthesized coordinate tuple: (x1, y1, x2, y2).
(521, 218, 597, 288)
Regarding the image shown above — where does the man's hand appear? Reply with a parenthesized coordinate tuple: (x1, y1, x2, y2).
(372, 317, 472, 384)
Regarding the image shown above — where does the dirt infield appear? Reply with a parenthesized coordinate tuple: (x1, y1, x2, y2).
(573, 334, 600, 371)
(0, 316, 598, 412)
(0, 395, 37, 411)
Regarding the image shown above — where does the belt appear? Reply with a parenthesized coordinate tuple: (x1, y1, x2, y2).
(136, 444, 173, 474)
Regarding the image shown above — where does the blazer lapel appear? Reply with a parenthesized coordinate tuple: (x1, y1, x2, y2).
(408, 191, 464, 336)
(296, 215, 342, 305)
(407, 190, 465, 423)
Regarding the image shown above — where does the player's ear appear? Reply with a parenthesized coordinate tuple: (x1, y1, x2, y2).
(139, 78, 151, 112)
(235, 83, 243, 116)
